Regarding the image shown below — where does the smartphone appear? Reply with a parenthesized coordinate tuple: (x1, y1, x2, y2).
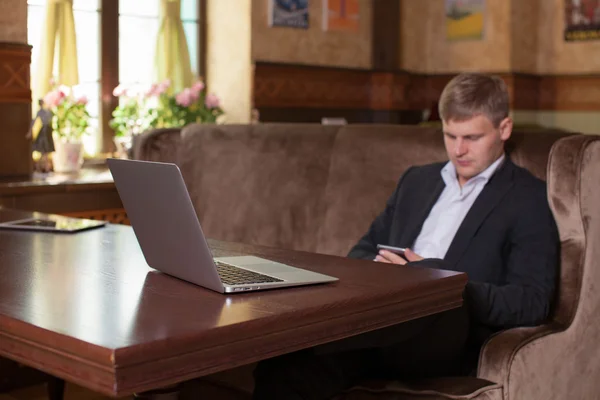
(376, 244, 406, 255)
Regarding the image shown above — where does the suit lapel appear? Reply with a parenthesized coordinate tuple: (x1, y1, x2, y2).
(443, 158, 515, 268)
(397, 172, 445, 248)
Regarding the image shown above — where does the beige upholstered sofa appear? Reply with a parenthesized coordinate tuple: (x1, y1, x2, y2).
(134, 123, 600, 400)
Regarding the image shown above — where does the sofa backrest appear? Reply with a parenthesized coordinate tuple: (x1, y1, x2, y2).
(315, 125, 449, 256)
(316, 126, 572, 256)
(477, 134, 600, 400)
(178, 124, 340, 253)
(546, 135, 600, 327)
(131, 127, 182, 164)
(139, 123, 572, 257)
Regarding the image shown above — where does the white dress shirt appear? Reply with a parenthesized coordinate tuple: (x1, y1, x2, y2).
(412, 154, 505, 259)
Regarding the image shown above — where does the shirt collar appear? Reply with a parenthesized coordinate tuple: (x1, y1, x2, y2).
(441, 153, 506, 188)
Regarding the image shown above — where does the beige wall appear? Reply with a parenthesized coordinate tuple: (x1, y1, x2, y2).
(401, 0, 510, 73)
(206, 0, 252, 123)
(513, 111, 600, 135)
(538, 0, 600, 74)
(400, 1, 430, 72)
(399, 0, 600, 134)
(510, 0, 538, 73)
(400, 0, 600, 75)
(252, 0, 372, 69)
(0, 0, 27, 43)
(209, 0, 600, 132)
(513, 0, 600, 134)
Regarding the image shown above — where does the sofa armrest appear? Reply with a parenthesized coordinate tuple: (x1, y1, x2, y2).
(477, 323, 562, 386)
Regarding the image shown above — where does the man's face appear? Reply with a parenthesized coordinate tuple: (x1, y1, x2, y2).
(442, 115, 512, 186)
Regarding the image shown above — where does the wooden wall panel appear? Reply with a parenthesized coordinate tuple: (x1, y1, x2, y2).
(253, 63, 372, 109)
(0, 42, 31, 104)
(406, 74, 453, 111)
(254, 63, 600, 117)
(253, 63, 446, 112)
(539, 76, 600, 111)
(506, 74, 541, 111)
(0, 42, 32, 177)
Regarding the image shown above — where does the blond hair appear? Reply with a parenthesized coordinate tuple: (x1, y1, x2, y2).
(438, 73, 509, 128)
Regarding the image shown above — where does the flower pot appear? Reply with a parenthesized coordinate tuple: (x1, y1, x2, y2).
(53, 140, 84, 173)
(114, 136, 133, 159)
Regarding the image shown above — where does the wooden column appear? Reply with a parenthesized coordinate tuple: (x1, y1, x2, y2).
(198, 0, 207, 78)
(0, 42, 32, 177)
(371, 0, 401, 72)
(370, 0, 404, 123)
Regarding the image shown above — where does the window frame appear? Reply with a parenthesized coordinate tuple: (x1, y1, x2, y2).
(101, 0, 205, 153)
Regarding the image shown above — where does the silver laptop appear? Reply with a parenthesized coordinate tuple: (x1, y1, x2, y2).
(107, 158, 338, 294)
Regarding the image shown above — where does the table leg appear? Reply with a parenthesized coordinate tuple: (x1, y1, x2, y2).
(47, 377, 65, 400)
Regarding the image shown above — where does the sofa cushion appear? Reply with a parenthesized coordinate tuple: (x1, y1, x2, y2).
(316, 125, 448, 256)
(179, 123, 340, 253)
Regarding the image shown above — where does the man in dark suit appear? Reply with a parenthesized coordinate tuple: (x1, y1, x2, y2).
(252, 73, 560, 400)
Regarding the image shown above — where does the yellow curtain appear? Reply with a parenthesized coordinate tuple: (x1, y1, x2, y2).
(155, 0, 193, 94)
(33, 0, 79, 112)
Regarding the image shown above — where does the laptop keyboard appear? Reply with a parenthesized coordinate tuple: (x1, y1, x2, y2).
(215, 261, 284, 285)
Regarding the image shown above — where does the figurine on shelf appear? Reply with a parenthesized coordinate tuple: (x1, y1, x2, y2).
(26, 99, 55, 173)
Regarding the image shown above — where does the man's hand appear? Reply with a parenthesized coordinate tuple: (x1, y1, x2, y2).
(374, 248, 424, 265)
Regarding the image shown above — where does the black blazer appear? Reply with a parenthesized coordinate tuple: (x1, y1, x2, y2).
(348, 157, 559, 334)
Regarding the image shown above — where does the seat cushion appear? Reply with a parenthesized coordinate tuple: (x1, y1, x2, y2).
(337, 377, 502, 400)
(188, 369, 501, 400)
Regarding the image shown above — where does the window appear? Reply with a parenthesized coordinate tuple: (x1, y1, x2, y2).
(27, 0, 201, 156)
(119, 0, 199, 89)
(27, 0, 101, 155)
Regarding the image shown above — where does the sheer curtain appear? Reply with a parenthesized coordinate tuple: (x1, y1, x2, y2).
(119, 0, 198, 90)
(154, 0, 193, 93)
(33, 0, 79, 111)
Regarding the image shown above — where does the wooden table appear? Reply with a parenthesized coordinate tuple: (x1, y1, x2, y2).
(0, 167, 127, 223)
(0, 209, 467, 398)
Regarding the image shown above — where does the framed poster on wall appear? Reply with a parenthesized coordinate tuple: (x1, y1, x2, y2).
(565, 0, 600, 41)
(323, 0, 360, 32)
(445, 0, 485, 41)
(268, 0, 309, 29)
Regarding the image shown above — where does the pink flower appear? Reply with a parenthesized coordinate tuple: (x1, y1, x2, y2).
(43, 89, 65, 108)
(145, 80, 170, 98)
(175, 88, 198, 107)
(112, 85, 125, 97)
(157, 79, 171, 94)
(205, 93, 220, 109)
(145, 83, 159, 97)
(58, 85, 70, 97)
(76, 96, 88, 105)
(191, 81, 205, 93)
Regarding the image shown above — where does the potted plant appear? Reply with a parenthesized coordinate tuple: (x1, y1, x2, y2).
(43, 85, 90, 173)
(109, 82, 164, 158)
(152, 80, 225, 128)
(109, 79, 224, 158)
